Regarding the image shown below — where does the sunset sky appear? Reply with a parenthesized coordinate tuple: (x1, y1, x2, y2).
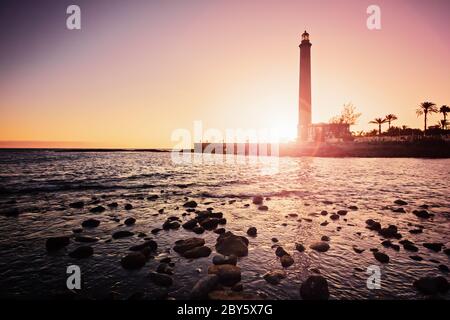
(0, 0, 449, 148)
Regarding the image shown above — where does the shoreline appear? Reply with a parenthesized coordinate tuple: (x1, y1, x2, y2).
(0, 140, 449, 158)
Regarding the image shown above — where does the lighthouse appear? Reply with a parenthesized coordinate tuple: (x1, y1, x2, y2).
(298, 30, 312, 142)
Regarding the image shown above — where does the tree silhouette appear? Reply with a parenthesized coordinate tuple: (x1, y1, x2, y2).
(416, 102, 438, 134)
(439, 105, 450, 130)
(329, 103, 362, 125)
(369, 118, 387, 135)
(384, 114, 398, 130)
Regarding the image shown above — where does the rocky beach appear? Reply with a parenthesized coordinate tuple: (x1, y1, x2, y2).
(0, 150, 449, 300)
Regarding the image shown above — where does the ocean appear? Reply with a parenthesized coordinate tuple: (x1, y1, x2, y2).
(0, 150, 449, 299)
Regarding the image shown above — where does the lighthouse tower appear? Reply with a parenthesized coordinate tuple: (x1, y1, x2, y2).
(298, 31, 312, 142)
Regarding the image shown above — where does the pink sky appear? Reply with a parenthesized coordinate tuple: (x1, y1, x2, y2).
(0, 0, 449, 148)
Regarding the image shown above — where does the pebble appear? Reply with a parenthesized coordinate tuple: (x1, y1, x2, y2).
(46, 236, 70, 251)
(148, 272, 173, 286)
(69, 246, 94, 259)
(208, 264, 241, 286)
(300, 275, 329, 300)
(190, 275, 219, 299)
(263, 270, 286, 285)
(121, 252, 146, 270)
(310, 242, 330, 253)
(247, 227, 257, 237)
(373, 251, 389, 263)
(112, 230, 134, 239)
(124, 217, 136, 226)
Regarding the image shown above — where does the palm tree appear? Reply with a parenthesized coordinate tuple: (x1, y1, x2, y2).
(384, 114, 398, 130)
(439, 105, 450, 129)
(369, 118, 387, 135)
(416, 102, 438, 134)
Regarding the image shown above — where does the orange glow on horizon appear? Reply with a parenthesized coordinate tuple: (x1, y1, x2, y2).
(0, 0, 449, 148)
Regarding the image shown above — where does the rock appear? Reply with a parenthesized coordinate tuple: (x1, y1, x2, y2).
(295, 243, 305, 252)
(124, 203, 133, 210)
(208, 264, 241, 286)
(212, 254, 237, 266)
(337, 210, 347, 216)
(148, 272, 173, 286)
(409, 229, 423, 234)
(74, 236, 99, 243)
(129, 240, 157, 252)
(310, 242, 330, 253)
(413, 210, 434, 219)
(413, 276, 449, 295)
(348, 206, 358, 210)
(121, 252, 146, 270)
(107, 202, 118, 208)
(423, 243, 443, 252)
(163, 220, 180, 230)
(183, 246, 212, 259)
(156, 263, 173, 275)
(320, 221, 329, 226)
(214, 228, 226, 235)
(263, 270, 286, 285)
(124, 217, 136, 226)
(247, 227, 257, 237)
(288, 213, 298, 218)
(320, 210, 328, 216)
(218, 218, 227, 225)
(147, 194, 159, 201)
(444, 248, 450, 256)
(193, 226, 205, 234)
(112, 230, 134, 239)
(392, 207, 406, 213)
(280, 254, 294, 268)
(379, 225, 400, 238)
(72, 228, 83, 234)
(69, 246, 93, 259)
(46, 236, 70, 251)
(190, 275, 219, 299)
(300, 275, 329, 300)
(200, 218, 220, 230)
(366, 219, 381, 231)
(438, 265, 449, 273)
(410, 255, 423, 261)
(353, 246, 364, 254)
(89, 206, 105, 213)
(271, 237, 278, 242)
(173, 238, 205, 254)
(394, 199, 408, 205)
(252, 196, 263, 205)
(182, 219, 198, 230)
(0, 208, 21, 216)
(403, 242, 419, 252)
(330, 214, 339, 220)
(215, 232, 249, 257)
(82, 218, 100, 228)
(151, 228, 161, 234)
(275, 246, 288, 257)
(231, 283, 243, 292)
(69, 201, 84, 209)
(258, 205, 268, 211)
(183, 200, 198, 208)
(373, 252, 389, 263)
(321, 236, 330, 242)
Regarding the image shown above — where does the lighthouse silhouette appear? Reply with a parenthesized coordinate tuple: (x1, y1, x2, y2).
(298, 30, 312, 142)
